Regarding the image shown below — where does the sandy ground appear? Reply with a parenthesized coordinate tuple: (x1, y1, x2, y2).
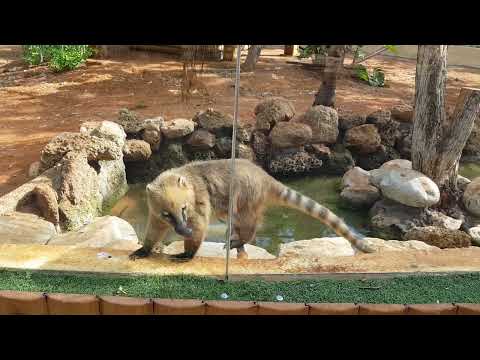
(1, 45, 480, 196)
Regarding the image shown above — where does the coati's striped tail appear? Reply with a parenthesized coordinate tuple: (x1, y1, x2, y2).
(274, 184, 375, 253)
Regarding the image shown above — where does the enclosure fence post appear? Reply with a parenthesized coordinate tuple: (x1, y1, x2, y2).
(225, 45, 242, 281)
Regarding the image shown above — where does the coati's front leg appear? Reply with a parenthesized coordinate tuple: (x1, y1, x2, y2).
(129, 214, 170, 261)
(167, 213, 209, 262)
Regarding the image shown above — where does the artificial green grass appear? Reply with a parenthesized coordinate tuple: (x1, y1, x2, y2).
(1, 270, 480, 304)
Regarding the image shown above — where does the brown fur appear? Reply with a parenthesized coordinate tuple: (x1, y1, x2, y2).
(129, 159, 374, 262)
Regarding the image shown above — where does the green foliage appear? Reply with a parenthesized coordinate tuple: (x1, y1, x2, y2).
(22, 45, 93, 72)
(298, 45, 329, 59)
(355, 65, 386, 87)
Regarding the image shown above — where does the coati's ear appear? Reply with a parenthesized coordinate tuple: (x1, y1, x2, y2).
(178, 176, 187, 187)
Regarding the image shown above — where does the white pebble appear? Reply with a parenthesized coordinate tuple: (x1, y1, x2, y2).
(275, 295, 284, 302)
(220, 293, 229, 300)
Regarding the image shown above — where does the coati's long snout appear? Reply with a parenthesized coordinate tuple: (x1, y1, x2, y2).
(271, 182, 375, 253)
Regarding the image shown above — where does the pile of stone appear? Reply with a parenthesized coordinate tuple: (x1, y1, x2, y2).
(340, 159, 480, 249)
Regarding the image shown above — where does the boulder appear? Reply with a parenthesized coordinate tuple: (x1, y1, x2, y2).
(370, 167, 440, 207)
(141, 122, 162, 151)
(193, 108, 233, 135)
(96, 159, 128, 211)
(309, 144, 331, 158)
(236, 124, 254, 143)
(237, 144, 256, 162)
(395, 122, 413, 159)
(321, 144, 355, 175)
(0, 212, 57, 245)
(123, 139, 152, 162)
(115, 109, 164, 134)
(153, 142, 189, 172)
(365, 237, 438, 252)
(353, 145, 400, 170)
(369, 199, 424, 239)
(427, 210, 463, 231)
(366, 109, 399, 147)
(380, 159, 412, 170)
(404, 226, 471, 249)
(340, 185, 380, 208)
(458, 175, 471, 192)
(467, 226, 480, 246)
(464, 119, 480, 156)
(16, 184, 59, 228)
(463, 178, 480, 216)
(254, 97, 295, 132)
(190, 149, 218, 162)
(89, 121, 127, 147)
(28, 161, 42, 178)
(295, 105, 339, 144)
(160, 118, 195, 139)
(391, 104, 414, 123)
(186, 129, 216, 149)
(47, 216, 140, 250)
(251, 130, 269, 166)
(337, 108, 366, 130)
(341, 166, 370, 189)
(344, 124, 381, 154)
(270, 122, 312, 149)
(267, 150, 322, 175)
(215, 137, 233, 157)
(164, 241, 275, 259)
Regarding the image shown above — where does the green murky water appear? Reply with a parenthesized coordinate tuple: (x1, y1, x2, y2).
(110, 163, 480, 256)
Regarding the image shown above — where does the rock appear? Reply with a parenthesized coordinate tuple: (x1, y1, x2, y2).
(369, 199, 423, 239)
(391, 104, 414, 123)
(40, 132, 122, 169)
(366, 109, 399, 147)
(186, 129, 216, 149)
(295, 105, 339, 144)
(270, 122, 312, 149)
(153, 142, 189, 172)
(427, 210, 463, 230)
(370, 167, 440, 207)
(254, 97, 295, 132)
(97, 159, 128, 211)
(141, 122, 162, 151)
(267, 150, 322, 175)
(340, 185, 380, 208)
(365, 237, 438, 252)
(28, 161, 42, 178)
(468, 226, 480, 246)
(353, 145, 400, 170)
(0, 212, 57, 245)
(215, 137, 233, 157)
(342, 166, 370, 189)
(123, 139, 152, 162)
(48, 216, 140, 250)
(89, 121, 127, 148)
(193, 108, 233, 135)
(164, 241, 275, 259)
(404, 226, 471, 249)
(115, 110, 165, 134)
(463, 178, 480, 216)
(237, 144, 255, 162)
(251, 130, 269, 166)
(464, 119, 480, 156)
(380, 159, 412, 170)
(321, 144, 355, 175)
(337, 108, 366, 130)
(16, 184, 59, 228)
(161, 118, 195, 139)
(189, 149, 218, 162)
(344, 124, 381, 154)
(236, 124, 254, 143)
(458, 175, 471, 192)
(309, 144, 331, 157)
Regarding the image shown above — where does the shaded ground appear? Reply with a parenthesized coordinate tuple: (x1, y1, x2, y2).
(1, 45, 480, 196)
(2, 269, 480, 303)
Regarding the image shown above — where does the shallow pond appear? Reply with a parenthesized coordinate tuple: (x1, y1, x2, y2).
(109, 163, 480, 256)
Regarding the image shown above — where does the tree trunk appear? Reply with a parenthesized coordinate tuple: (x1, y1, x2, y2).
(412, 45, 480, 198)
(241, 45, 263, 72)
(313, 46, 344, 107)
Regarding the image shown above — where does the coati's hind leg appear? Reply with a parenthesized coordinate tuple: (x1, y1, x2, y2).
(225, 214, 258, 260)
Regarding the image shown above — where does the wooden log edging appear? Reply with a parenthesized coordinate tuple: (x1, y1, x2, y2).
(1, 290, 480, 315)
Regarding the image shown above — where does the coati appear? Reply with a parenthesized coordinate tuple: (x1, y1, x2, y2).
(129, 159, 375, 262)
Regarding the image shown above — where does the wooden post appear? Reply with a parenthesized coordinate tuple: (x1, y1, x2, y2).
(284, 45, 299, 56)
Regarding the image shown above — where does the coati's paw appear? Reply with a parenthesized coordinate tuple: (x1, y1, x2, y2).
(237, 249, 249, 260)
(223, 239, 244, 250)
(167, 252, 195, 262)
(129, 247, 150, 261)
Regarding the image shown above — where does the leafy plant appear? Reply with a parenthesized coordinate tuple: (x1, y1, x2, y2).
(22, 45, 93, 72)
(298, 45, 329, 59)
(355, 65, 385, 87)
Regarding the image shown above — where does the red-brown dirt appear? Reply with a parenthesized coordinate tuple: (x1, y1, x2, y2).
(1, 45, 480, 196)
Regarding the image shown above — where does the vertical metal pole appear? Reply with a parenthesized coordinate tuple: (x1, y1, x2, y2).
(225, 45, 242, 281)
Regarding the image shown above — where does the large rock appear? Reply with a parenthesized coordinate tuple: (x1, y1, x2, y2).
(380, 159, 412, 170)
(267, 150, 322, 175)
(96, 159, 128, 211)
(193, 108, 233, 135)
(404, 226, 471, 249)
(467, 226, 480, 246)
(215, 137, 233, 158)
(395, 122, 413, 159)
(270, 122, 312, 149)
(27, 161, 42, 178)
(320, 144, 355, 175)
(153, 142, 189, 172)
(342, 166, 370, 189)
(237, 144, 256, 162)
(458, 175, 471, 192)
(370, 167, 440, 207)
(89, 121, 126, 147)
(48, 216, 140, 250)
(391, 104, 414, 123)
(366, 109, 399, 147)
(426, 210, 463, 231)
(295, 105, 339, 144)
(16, 184, 59, 228)
(236, 124, 254, 143)
(464, 119, 480, 156)
(123, 139, 152, 162)
(161, 118, 195, 139)
(254, 97, 295, 132)
(186, 129, 216, 149)
(463, 178, 480, 216)
(164, 241, 275, 259)
(0, 212, 57, 245)
(115, 109, 164, 134)
(251, 130, 269, 166)
(344, 124, 381, 154)
(40, 132, 123, 169)
(337, 108, 366, 130)
(141, 121, 162, 151)
(369, 199, 424, 239)
(353, 145, 400, 170)
(340, 185, 380, 208)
